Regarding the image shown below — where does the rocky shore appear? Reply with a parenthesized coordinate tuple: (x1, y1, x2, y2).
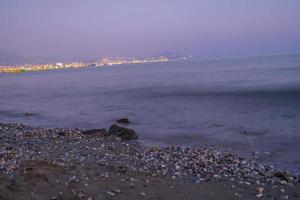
(0, 123, 299, 200)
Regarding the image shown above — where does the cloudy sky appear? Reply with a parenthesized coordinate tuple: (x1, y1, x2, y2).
(0, 0, 300, 59)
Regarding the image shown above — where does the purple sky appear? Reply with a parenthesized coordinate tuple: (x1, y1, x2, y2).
(1, 0, 300, 59)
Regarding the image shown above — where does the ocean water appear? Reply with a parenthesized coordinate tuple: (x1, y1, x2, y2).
(1, 54, 300, 174)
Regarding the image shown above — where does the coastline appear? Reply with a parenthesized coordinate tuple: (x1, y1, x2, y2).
(0, 123, 299, 200)
(0, 55, 177, 74)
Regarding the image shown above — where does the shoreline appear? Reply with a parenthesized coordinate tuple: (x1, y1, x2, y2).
(0, 123, 299, 199)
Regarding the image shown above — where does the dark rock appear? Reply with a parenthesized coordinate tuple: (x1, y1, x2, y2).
(107, 145, 115, 150)
(273, 172, 290, 182)
(117, 118, 130, 124)
(5, 146, 14, 151)
(57, 131, 66, 136)
(24, 112, 35, 116)
(240, 129, 267, 136)
(107, 124, 137, 140)
(82, 129, 107, 137)
(116, 166, 128, 174)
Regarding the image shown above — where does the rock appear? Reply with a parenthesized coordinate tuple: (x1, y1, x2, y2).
(112, 189, 121, 194)
(256, 187, 264, 194)
(57, 131, 66, 136)
(106, 191, 116, 196)
(107, 124, 137, 140)
(274, 172, 290, 182)
(5, 146, 14, 151)
(116, 166, 128, 174)
(81, 129, 107, 137)
(24, 112, 35, 116)
(117, 118, 130, 124)
(140, 192, 146, 196)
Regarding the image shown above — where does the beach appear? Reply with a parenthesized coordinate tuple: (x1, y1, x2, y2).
(1, 123, 299, 200)
(1, 0, 300, 199)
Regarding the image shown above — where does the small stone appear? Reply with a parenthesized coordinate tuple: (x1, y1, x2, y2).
(24, 112, 35, 116)
(256, 187, 264, 194)
(107, 191, 116, 196)
(245, 182, 251, 186)
(57, 131, 66, 136)
(256, 193, 263, 198)
(77, 192, 85, 198)
(112, 189, 121, 193)
(140, 192, 146, 196)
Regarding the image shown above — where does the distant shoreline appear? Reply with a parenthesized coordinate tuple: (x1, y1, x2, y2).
(0, 55, 190, 74)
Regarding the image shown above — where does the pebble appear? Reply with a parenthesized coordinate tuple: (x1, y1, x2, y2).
(256, 193, 263, 198)
(106, 191, 116, 196)
(256, 187, 264, 194)
(140, 192, 146, 196)
(112, 189, 121, 193)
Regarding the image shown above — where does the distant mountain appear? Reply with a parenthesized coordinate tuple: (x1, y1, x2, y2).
(153, 51, 192, 60)
(0, 51, 42, 65)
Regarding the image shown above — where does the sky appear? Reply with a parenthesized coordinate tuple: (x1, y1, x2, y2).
(0, 0, 300, 60)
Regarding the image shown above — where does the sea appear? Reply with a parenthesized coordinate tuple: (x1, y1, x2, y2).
(1, 54, 300, 174)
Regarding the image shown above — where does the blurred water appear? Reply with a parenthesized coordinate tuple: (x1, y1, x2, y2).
(1, 54, 300, 173)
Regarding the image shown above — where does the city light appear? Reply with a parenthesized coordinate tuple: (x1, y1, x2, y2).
(0, 55, 189, 74)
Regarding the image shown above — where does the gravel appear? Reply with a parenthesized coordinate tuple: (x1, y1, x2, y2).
(0, 123, 299, 199)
